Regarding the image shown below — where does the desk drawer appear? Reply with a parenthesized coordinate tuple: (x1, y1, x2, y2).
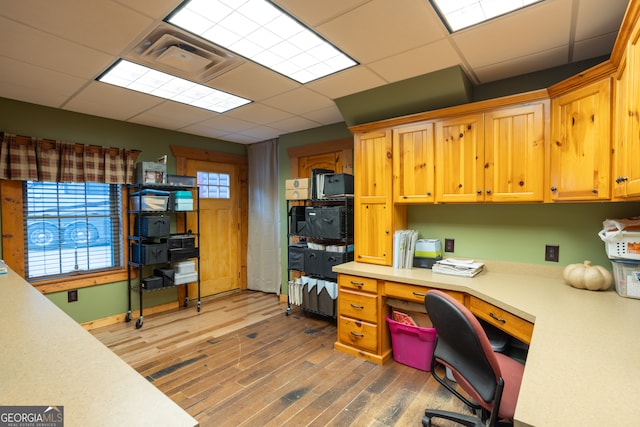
(339, 274, 378, 293)
(469, 296, 533, 344)
(385, 282, 464, 305)
(339, 290, 378, 323)
(338, 316, 378, 352)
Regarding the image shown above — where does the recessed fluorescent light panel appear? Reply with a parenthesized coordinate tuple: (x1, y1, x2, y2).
(166, 0, 358, 84)
(97, 59, 251, 113)
(430, 0, 543, 32)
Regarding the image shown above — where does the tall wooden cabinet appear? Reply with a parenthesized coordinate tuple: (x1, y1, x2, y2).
(550, 78, 612, 201)
(613, 19, 640, 199)
(353, 130, 406, 266)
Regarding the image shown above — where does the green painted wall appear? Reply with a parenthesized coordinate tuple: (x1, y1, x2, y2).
(408, 203, 640, 269)
(0, 97, 246, 323)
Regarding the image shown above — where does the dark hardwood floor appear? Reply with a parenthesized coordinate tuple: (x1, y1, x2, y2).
(91, 290, 472, 426)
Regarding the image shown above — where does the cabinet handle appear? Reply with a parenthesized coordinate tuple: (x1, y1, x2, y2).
(350, 303, 364, 309)
(350, 280, 364, 289)
(477, 190, 482, 194)
(551, 186, 557, 192)
(486, 189, 492, 194)
(616, 176, 629, 184)
(489, 312, 506, 324)
(427, 191, 432, 196)
(412, 291, 426, 298)
(350, 331, 364, 337)
(592, 189, 598, 194)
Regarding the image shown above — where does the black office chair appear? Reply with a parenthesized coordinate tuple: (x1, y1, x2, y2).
(423, 290, 524, 427)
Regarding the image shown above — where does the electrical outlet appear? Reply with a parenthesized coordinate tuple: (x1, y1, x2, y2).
(444, 238, 455, 253)
(545, 245, 559, 262)
(68, 289, 78, 303)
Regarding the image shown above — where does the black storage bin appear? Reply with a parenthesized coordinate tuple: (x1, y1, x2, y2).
(305, 206, 353, 239)
(323, 173, 354, 197)
(134, 215, 170, 237)
(154, 268, 175, 287)
(302, 281, 318, 312)
(317, 282, 336, 317)
(141, 275, 163, 290)
(289, 206, 308, 235)
(131, 243, 169, 264)
(304, 249, 324, 276)
(288, 244, 306, 271)
(169, 247, 199, 262)
(161, 234, 196, 249)
(322, 251, 354, 280)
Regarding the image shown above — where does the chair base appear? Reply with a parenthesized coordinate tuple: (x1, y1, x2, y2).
(423, 409, 514, 427)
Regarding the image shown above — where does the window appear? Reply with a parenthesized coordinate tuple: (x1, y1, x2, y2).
(197, 171, 230, 199)
(24, 181, 123, 280)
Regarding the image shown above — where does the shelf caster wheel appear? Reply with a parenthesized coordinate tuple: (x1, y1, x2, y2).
(184, 297, 189, 307)
(285, 308, 291, 316)
(135, 317, 143, 329)
(197, 301, 201, 312)
(125, 311, 132, 322)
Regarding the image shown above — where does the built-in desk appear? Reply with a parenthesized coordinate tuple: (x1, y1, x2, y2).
(333, 260, 640, 427)
(0, 268, 198, 427)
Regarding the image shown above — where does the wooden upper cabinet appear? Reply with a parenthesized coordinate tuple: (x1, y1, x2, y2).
(550, 78, 612, 201)
(435, 114, 484, 203)
(614, 21, 640, 199)
(484, 103, 545, 203)
(354, 130, 394, 265)
(392, 122, 435, 204)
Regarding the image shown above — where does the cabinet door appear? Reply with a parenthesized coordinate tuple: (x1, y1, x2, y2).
(624, 23, 640, 197)
(484, 103, 545, 202)
(392, 122, 435, 203)
(435, 114, 484, 203)
(550, 79, 611, 201)
(354, 131, 393, 265)
(613, 55, 630, 198)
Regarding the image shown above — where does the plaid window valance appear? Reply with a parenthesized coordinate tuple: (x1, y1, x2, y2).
(0, 132, 140, 184)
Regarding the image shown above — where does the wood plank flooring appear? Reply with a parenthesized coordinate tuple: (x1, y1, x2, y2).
(91, 290, 473, 427)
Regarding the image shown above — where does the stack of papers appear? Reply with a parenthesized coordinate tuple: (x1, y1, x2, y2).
(393, 230, 418, 268)
(432, 258, 484, 277)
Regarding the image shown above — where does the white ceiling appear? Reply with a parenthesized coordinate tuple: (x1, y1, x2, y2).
(0, 0, 630, 144)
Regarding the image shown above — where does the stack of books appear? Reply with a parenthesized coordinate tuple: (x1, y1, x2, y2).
(432, 258, 484, 277)
(393, 230, 418, 268)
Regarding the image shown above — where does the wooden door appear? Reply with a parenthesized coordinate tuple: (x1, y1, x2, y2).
(484, 103, 545, 202)
(435, 114, 484, 203)
(298, 152, 342, 179)
(392, 122, 435, 204)
(186, 160, 240, 298)
(550, 79, 611, 201)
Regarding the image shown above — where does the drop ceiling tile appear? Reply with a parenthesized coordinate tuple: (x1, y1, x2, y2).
(473, 46, 569, 84)
(0, 56, 87, 107)
(306, 66, 387, 99)
(224, 103, 293, 125)
(231, 125, 282, 141)
(369, 39, 463, 83)
(0, 0, 153, 56)
(317, 0, 445, 63)
(269, 115, 322, 133)
(113, 0, 181, 20)
(179, 123, 231, 140)
(128, 101, 215, 129)
(274, 0, 372, 26)
(452, 0, 572, 69)
(206, 61, 298, 102)
(574, 0, 628, 41)
(0, 17, 114, 79)
(573, 33, 619, 62)
(261, 88, 334, 115)
(220, 133, 263, 144)
(63, 82, 165, 121)
(302, 105, 345, 125)
(198, 115, 256, 133)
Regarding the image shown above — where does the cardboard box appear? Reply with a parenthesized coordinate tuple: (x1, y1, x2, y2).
(286, 178, 310, 200)
(136, 162, 166, 184)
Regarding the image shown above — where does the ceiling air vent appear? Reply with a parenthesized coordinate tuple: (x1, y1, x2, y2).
(126, 23, 244, 82)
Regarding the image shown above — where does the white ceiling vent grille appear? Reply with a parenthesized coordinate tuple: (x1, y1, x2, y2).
(126, 23, 244, 83)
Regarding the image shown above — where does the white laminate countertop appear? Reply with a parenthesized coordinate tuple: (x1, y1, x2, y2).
(0, 268, 198, 427)
(334, 260, 640, 427)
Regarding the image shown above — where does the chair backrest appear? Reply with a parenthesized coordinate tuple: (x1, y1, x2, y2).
(425, 290, 502, 405)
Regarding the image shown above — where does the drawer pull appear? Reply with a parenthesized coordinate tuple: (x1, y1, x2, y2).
(350, 331, 364, 337)
(350, 303, 364, 309)
(489, 312, 506, 324)
(412, 291, 426, 298)
(350, 280, 364, 289)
